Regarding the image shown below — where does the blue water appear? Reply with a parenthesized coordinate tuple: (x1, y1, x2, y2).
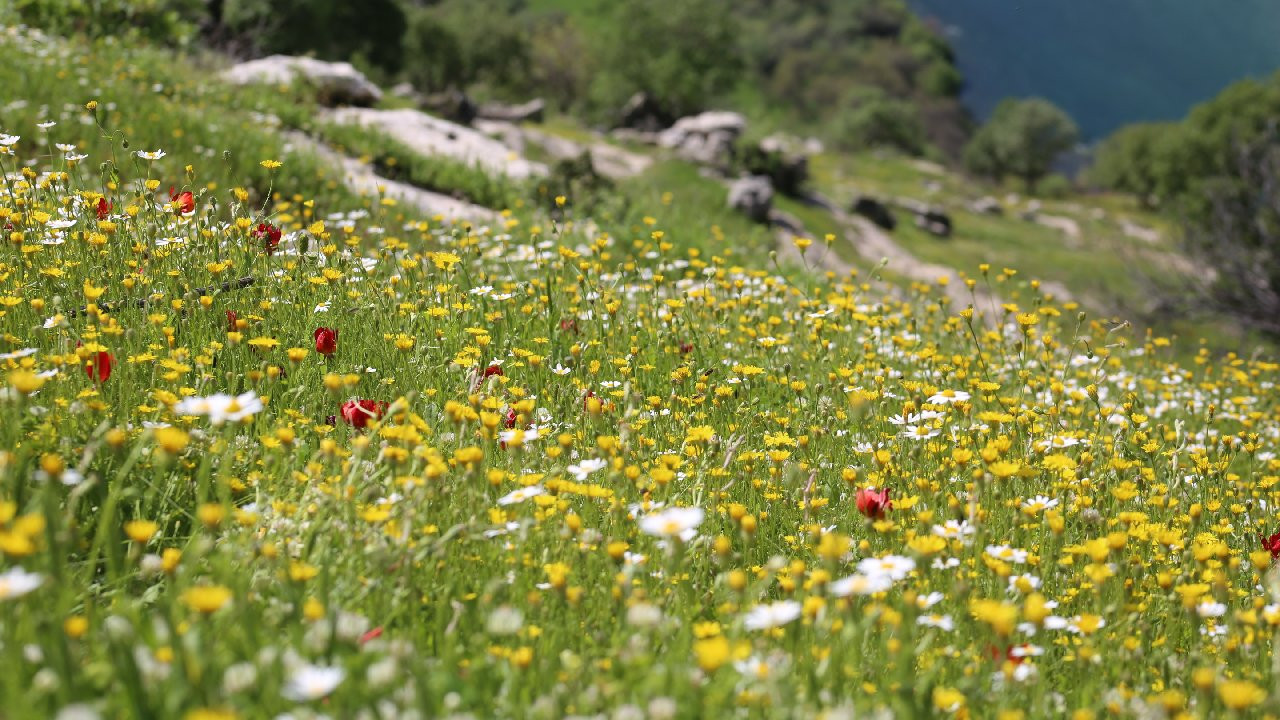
(910, 0, 1280, 139)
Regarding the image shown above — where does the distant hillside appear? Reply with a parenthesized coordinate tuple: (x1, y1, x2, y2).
(910, 0, 1280, 140)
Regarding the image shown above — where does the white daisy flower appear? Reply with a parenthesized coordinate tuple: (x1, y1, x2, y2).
(931, 520, 975, 539)
(638, 507, 704, 541)
(902, 424, 941, 440)
(1196, 601, 1227, 618)
(173, 391, 264, 425)
(1007, 574, 1041, 593)
(912, 592, 943, 610)
(829, 573, 893, 597)
(742, 600, 802, 630)
(0, 567, 43, 600)
(567, 458, 607, 480)
(857, 554, 915, 581)
(497, 485, 544, 506)
(1021, 495, 1059, 513)
(281, 664, 344, 702)
(0, 348, 37, 360)
(986, 544, 1029, 563)
(926, 390, 970, 404)
(917, 614, 954, 631)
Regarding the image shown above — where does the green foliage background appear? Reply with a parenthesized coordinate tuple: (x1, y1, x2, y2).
(7, 0, 969, 158)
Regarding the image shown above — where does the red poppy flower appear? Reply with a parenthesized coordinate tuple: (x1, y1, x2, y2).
(340, 399, 388, 429)
(559, 318, 579, 335)
(359, 627, 383, 646)
(83, 350, 114, 383)
(679, 342, 694, 354)
(855, 487, 892, 519)
(988, 644, 1029, 666)
(314, 327, 338, 356)
(252, 222, 282, 255)
(482, 364, 503, 378)
(503, 408, 518, 428)
(225, 310, 239, 333)
(168, 186, 195, 215)
(1261, 532, 1280, 559)
(95, 197, 112, 220)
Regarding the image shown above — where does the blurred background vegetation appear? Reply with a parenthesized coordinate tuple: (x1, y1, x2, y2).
(10, 0, 969, 158)
(8, 0, 1280, 342)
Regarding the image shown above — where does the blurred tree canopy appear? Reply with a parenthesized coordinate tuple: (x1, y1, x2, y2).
(1088, 73, 1280, 335)
(963, 97, 1079, 192)
(9, 0, 969, 158)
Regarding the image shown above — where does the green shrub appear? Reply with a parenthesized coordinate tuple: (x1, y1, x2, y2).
(963, 97, 1079, 192)
(9, 0, 202, 46)
(831, 88, 926, 155)
(587, 0, 743, 120)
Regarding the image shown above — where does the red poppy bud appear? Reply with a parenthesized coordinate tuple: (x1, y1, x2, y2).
(1261, 532, 1280, 559)
(855, 487, 892, 519)
(84, 350, 113, 383)
(169, 187, 195, 215)
(253, 222, 282, 255)
(314, 327, 338, 356)
(96, 197, 111, 220)
(340, 399, 387, 429)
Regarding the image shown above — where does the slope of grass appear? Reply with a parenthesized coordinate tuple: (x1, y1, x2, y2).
(7, 59, 1280, 719)
(609, 160, 774, 258)
(0, 30, 359, 212)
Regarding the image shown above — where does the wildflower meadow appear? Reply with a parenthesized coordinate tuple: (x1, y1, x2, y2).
(3, 25, 1280, 720)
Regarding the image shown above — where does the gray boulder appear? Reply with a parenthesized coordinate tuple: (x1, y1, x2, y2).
(658, 111, 747, 167)
(222, 56, 382, 106)
(617, 92, 673, 132)
(477, 98, 546, 124)
(609, 128, 660, 145)
(970, 196, 1003, 215)
(727, 175, 774, 224)
(420, 90, 477, 125)
(390, 82, 420, 100)
(852, 196, 896, 231)
(915, 209, 953, 237)
(892, 197, 952, 237)
(751, 134, 810, 197)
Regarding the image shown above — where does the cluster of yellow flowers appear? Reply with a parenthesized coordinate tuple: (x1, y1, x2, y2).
(0, 117, 1279, 719)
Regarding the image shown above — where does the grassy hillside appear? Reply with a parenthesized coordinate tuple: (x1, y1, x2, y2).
(8, 22, 1280, 720)
(911, 0, 1280, 139)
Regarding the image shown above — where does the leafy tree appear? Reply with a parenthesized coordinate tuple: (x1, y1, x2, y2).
(220, 0, 406, 73)
(11, 0, 204, 46)
(832, 87, 925, 154)
(964, 98, 1079, 192)
(588, 0, 743, 119)
(1088, 73, 1280, 335)
(1149, 74, 1280, 334)
(527, 16, 588, 111)
(405, 0, 533, 99)
(1088, 122, 1176, 207)
(1158, 76, 1280, 220)
(402, 10, 466, 93)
